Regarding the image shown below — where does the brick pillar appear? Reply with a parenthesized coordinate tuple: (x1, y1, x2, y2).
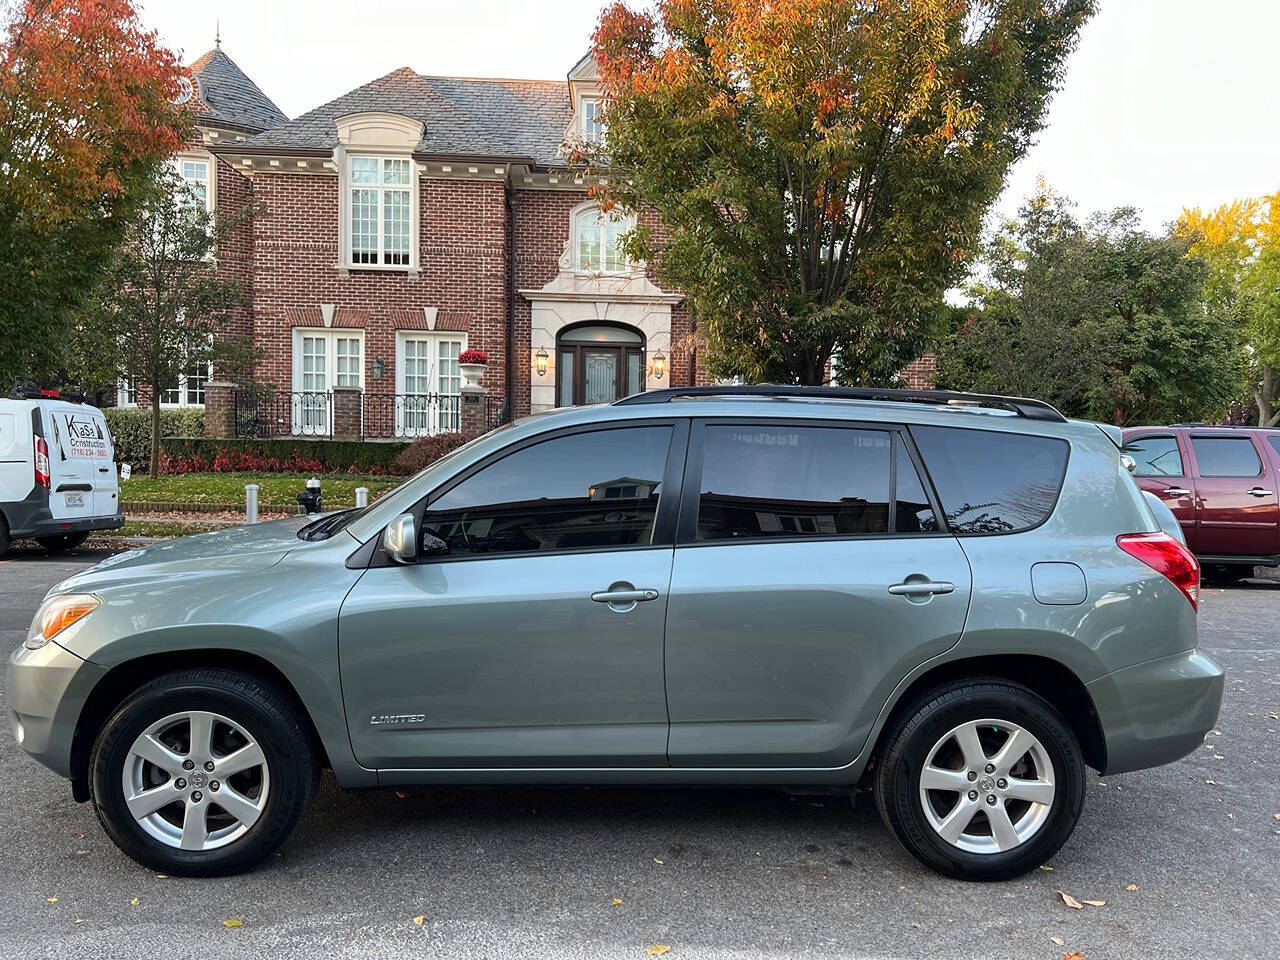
(460, 384, 485, 437)
(204, 382, 237, 438)
(333, 387, 362, 440)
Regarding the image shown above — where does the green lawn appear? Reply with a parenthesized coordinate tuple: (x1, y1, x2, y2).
(115, 518, 236, 538)
(118, 472, 402, 508)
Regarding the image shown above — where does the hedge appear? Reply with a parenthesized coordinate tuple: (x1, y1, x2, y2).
(105, 408, 205, 466)
(159, 436, 411, 474)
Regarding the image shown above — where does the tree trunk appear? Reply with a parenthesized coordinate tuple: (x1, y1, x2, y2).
(149, 394, 161, 476)
(1259, 365, 1279, 427)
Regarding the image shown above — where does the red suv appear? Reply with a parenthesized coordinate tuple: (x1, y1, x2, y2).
(1121, 425, 1280, 580)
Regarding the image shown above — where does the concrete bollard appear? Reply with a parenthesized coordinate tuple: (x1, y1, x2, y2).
(355, 486, 369, 509)
(245, 483, 259, 524)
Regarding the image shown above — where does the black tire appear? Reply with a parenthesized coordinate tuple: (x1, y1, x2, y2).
(37, 531, 90, 553)
(89, 668, 318, 876)
(874, 679, 1085, 881)
(1204, 563, 1253, 584)
(0, 513, 10, 557)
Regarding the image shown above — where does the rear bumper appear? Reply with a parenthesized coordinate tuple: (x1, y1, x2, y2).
(10, 508, 124, 538)
(7, 639, 107, 780)
(1087, 648, 1225, 775)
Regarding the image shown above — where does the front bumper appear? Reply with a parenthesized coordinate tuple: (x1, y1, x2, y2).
(1086, 648, 1225, 775)
(7, 639, 106, 780)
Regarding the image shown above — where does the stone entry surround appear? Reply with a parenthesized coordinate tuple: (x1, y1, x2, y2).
(521, 247, 683, 413)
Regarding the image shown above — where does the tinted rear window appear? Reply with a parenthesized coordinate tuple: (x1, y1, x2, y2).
(1122, 435, 1184, 477)
(911, 425, 1069, 534)
(1191, 436, 1262, 477)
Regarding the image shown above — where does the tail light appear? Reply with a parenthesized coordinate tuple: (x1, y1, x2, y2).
(1116, 531, 1200, 611)
(34, 435, 50, 490)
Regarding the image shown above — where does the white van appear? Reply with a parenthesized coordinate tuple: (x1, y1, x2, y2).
(0, 391, 124, 556)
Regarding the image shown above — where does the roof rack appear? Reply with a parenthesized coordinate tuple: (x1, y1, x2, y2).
(613, 384, 1067, 423)
(1167, 422, 1258, 429)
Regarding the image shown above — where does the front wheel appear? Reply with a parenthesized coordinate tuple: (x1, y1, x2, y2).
(89, 668, 318, 876)
(874, 679, 1085, 881)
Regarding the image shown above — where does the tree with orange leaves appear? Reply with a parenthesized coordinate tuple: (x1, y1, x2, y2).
(0, 0, 188, 387)
(579, 0, 1094, 385)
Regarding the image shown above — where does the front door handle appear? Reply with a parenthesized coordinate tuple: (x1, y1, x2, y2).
(1247, 487, 1272, 497)
(590, 581, 660, 610)
(888, 579, 955, 597)
(1162, 486, 1190, 497)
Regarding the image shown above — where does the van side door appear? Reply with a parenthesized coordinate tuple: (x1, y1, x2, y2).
(1188, 432, 1279, 559)
(1121, 431, 1196, 547)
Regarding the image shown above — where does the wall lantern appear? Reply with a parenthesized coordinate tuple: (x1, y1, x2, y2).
(372, 357, 386, 380)
(651, 350, 666, 380)
(535, 347, 549, 377)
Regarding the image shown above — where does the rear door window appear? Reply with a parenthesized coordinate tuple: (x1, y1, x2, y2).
(1191, 436, 1262, 477)
(695, 424, 892, 540)
(1122, 435, 1185, 477)
(911, 425, 1069, 535)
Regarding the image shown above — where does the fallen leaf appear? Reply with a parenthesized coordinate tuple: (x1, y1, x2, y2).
(73, 833, 85, 840)
(1064, 953, 1086, 960)
(645, 947, 672, 957)
(1211, 729, 1221, 736)
(1125, 884, 1139, 892)
(1273, 812, 1280, 821)
(1268, 711, 1278, 720)
(130, 898, 140, 907)
(395, 791, 410, 799)
(1058, 891, 1083, 910)
(1049, 936, 1065, 945)
(223, 920, 243, 928)
(1205, 779, 1216, 785)
(1039, 864, 1055, 872)
(653, 858, 664, 865)
(73, 918, 84, 925)
(413, 916, 425, 926)
(611, 898, 624, 907)
(47, 897, 58, 903)
(1081, 899, 1106, 907)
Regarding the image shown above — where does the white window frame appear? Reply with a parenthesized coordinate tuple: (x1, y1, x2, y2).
(395, 331, 467, 437)
(171, 152, 215, 215)
(114, 362, 210, 409)
(573, 204, 634, 274)
(580, 97, 604, 144)
(291, 329, 365, 435)
(341, 153, 418, 272)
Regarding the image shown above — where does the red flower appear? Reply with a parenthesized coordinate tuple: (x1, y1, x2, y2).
(458, 349, 489, 365)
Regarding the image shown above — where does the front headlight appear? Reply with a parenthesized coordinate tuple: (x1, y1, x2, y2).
(25, 594, 101, 650)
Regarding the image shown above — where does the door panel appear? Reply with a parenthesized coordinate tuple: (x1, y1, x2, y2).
(1122, 432, 1196, 545)
(664, 538, 972, 766)
(1190, 435, 1278, 556)
(339, 550, 674, 768)
(583, 350, 619, 404)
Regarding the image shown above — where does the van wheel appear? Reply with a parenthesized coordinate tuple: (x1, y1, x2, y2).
(37, 531, 90, 554)
(89, 668, 318, 876)
(874, 679, 1085, 881)
(0, 515, 10, 557)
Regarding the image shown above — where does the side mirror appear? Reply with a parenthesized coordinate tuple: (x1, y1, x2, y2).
(421, 531, 450, 556)
(382, 513, 417, 564)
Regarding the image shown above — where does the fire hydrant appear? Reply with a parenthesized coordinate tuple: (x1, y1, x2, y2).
(297, 476, 323, 514)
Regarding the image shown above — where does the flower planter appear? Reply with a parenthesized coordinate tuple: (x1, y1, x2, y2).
(459, 362, 487, 387)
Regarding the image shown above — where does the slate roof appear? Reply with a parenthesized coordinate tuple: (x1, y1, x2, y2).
(239, 68, 574, 166)
(188, 47, 289, 134)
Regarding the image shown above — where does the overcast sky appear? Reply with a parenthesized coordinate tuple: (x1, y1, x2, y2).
(139, 0, 1280, 231)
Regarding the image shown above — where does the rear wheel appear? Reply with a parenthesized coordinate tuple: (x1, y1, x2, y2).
(0, 514, 10, 557)
(89, 668, 318, 876)
(37, 531, 90, 554)
(874, 679, 1085, 881)
(1204, 563, 1253, 584)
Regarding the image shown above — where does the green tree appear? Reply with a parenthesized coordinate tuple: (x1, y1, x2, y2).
(72, 167, 254, 475)
(0, 0, 188, 387)
(938, 187, 1241, 425)
(580, 0, 1094, 385)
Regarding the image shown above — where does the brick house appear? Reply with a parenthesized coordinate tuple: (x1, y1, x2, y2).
(139, 45, 708, 439)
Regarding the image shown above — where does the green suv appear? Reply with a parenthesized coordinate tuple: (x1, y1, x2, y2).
(8, 387, 1224, 880)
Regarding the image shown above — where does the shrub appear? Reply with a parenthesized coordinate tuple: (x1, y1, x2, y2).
(159, 436, 410, 474)
(105, 407, 205, 467)
(391, 432, 476, 474)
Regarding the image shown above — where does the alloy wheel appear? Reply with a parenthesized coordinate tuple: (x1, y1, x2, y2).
(917, 718, 1056, 854)
(121, 710, 270, 851)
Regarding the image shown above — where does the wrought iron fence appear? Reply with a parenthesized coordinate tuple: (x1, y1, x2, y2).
(232, 390, 479, 439)
(486, 395, 509, 431)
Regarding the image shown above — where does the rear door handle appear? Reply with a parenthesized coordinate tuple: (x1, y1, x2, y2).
(591, 585, 660, 604)
(1162, 486, 1190, 497)
(1247, 487, 1272, 497)
(888, 580, 955, 597)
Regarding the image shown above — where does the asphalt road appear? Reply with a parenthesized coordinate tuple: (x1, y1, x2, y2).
(2, 544, 1278, 959)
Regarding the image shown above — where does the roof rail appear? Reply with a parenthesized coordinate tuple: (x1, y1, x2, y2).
(1167, 422, 1259, 429)
(613, 384, 1067, 423)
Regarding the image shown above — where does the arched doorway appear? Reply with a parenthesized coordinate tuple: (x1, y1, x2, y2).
(556, 323, 645, 406)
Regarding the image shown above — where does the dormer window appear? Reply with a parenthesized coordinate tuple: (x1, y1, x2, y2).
(580, 97, 604, 144)
(350, 156, 412, 266)
(575, 206, 632, 273)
